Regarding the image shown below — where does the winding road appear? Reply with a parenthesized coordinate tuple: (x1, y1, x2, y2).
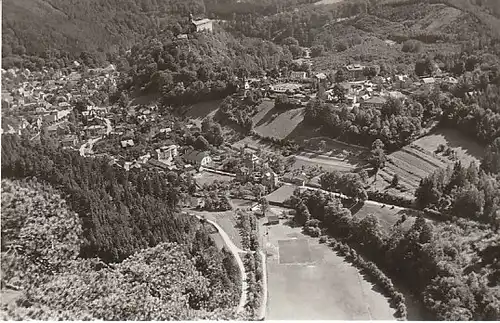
(79, 117, 112, 157)
(193, 215, 248, 314)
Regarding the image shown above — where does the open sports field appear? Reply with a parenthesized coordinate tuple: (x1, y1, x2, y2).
(371, 128, 484, 198)
(262, 222, 396, 320)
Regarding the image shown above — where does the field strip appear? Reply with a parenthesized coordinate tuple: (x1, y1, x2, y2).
(388, 155, 431, 179)
(384, 162, 421, 186)
(389, 157, 430, 180)
(402, 146, 448, 168)
(393, 151, 443, 174)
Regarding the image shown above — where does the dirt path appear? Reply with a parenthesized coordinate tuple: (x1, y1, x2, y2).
(194, 215, 248, 314)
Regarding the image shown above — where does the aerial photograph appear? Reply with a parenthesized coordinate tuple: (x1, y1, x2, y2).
(1, 0, 500, 320)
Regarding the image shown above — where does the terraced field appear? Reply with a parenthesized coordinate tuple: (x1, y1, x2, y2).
(371, 129, 484, 198)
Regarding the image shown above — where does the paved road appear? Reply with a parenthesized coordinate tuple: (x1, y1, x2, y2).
(79, 117, 112, 157)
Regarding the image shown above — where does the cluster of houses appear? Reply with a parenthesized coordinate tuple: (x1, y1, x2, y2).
(235, 148, 279, 191)
(1, 64, 119, 146)
(238, 58, 463, 112)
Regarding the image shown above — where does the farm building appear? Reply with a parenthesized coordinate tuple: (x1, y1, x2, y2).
(361, 96, 387, 108)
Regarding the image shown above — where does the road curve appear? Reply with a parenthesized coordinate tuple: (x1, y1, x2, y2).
(194, 215, 248, 314)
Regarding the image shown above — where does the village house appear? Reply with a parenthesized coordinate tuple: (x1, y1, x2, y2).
(138, 153, 151, 164)
(290, 71, 308, 81)
(261, 168, 279, 190)
(156, 143, 179, 165)
(361, 96, 387, 109)
(236, 166, 251, 183)
(267, 213, 280, 225)
(84, 124, 106, 137)
(183, 150, 212, 168)
(244, 152, 261, 172)
(344, 64, 366, 81)
(191, 16, 213, 32)
(120, 139, 135, 148)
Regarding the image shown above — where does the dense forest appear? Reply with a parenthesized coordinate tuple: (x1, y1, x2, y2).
(2, 0, 206, 65)
(1, 134, 242, 317)
(117, 31, 292, 108)
(0, 179, 241, 320)
(288, 189, 500, 320)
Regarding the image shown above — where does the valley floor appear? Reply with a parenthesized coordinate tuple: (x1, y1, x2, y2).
(260, 220, 397, 320)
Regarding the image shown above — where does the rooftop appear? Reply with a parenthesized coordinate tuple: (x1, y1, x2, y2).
(192, 18, 211, 26)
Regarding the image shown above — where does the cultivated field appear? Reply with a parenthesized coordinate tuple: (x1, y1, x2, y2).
(261, 221, 396, 320)
(371, 128, 484, 199)
(292, 152, 362, 173)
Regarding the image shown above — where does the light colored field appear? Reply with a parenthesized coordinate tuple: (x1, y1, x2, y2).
(371, 128, 484, 198)
(265, 184, 297, 205)
(0, 289, 22, 307)
(261, 222, 396, 320)
(350, 202, 423, 234)
(193, 172, 234, 186)
(292, 152, 360, 172)
(252, 101, 305, 140)
(411, 128, 484, 166)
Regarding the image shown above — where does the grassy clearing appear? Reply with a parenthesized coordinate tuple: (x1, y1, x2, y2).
(183, 100, 221, 126)
(252, 101, 305, 139)
(194, 172, 234, 186)
(349, 202, 423, 234)
(265, 185, 297, 205)
(411, 128, 484, 166)
(261, 222, 396, 320)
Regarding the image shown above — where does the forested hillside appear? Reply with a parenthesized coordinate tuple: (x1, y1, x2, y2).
(118, 31, 292, 106)
(2, 0, 205, 68)
(1, 135, 241, 318)
(0, 179, 240, 320)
